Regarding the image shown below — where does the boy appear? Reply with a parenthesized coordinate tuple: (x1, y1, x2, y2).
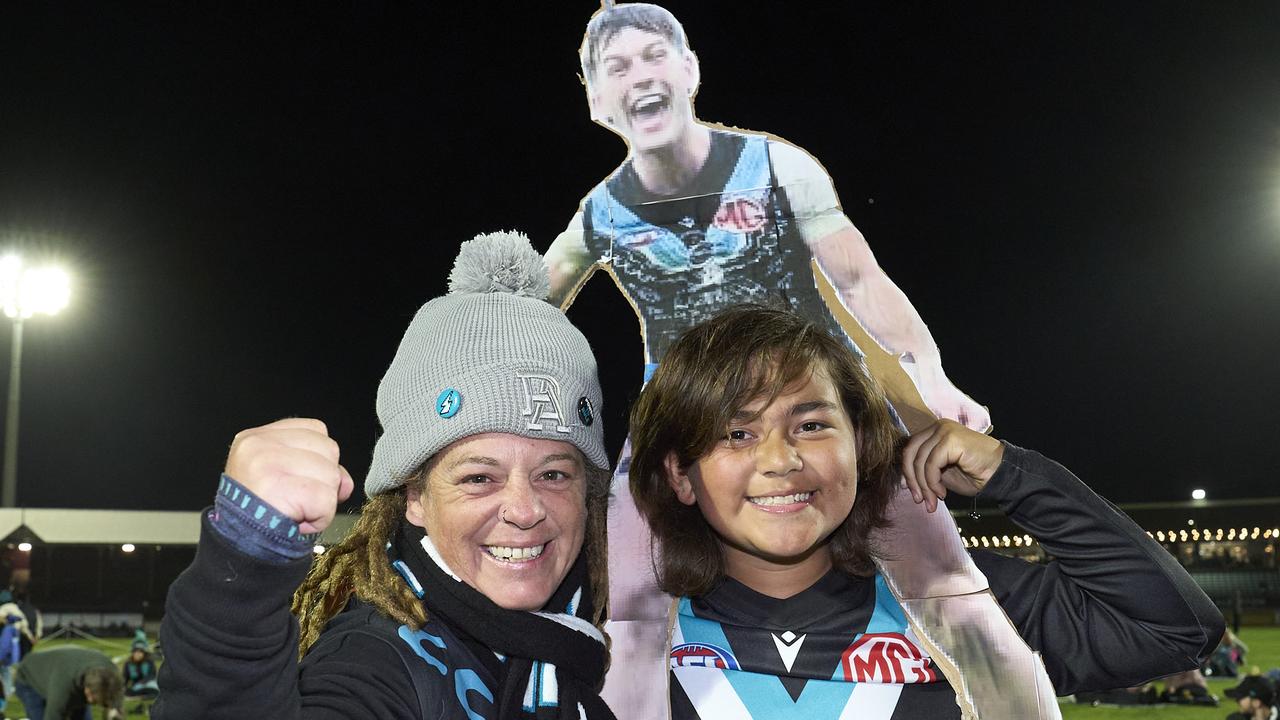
(625, 304, 1223, 717)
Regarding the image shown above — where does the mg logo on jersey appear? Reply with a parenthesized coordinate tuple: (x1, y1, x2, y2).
(518, 374, 571, 434)
(712, 193, 767, 233)
(670, 642, 740, 671)
(840, 632, 937, 684)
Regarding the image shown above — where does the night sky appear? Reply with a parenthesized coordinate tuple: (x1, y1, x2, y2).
(2, 2, 1278, 513)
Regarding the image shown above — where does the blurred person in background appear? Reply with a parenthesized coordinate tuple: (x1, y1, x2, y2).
(14, 645, 123, 720)
(1224, 673, 1276, 720)
(121, 638, 158, 712)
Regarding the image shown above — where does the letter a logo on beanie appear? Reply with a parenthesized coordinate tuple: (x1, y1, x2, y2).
(518, 374, 571, 433)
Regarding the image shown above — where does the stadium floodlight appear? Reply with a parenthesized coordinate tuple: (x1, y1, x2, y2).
(0, 254, 72, 507)
(16, 542, 31, 552)
(1191, 489, 1206, 501)
(121, 543, 135, 553)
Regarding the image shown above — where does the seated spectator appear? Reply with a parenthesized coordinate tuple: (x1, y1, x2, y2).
(122, 640, 158, 714)
(1160, 668, 1218, 706)
(1224, 673, 1275, 720)
(1207, 629, 1251, 678)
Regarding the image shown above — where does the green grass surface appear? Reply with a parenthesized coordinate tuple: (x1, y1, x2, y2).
(4, 637, 141, 720)
(1060, 626, 1280, 719)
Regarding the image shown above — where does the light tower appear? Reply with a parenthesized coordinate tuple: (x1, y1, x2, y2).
(0, 255, 71, 507)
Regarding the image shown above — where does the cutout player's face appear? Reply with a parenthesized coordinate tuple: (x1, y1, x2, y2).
(591, 28, 697, 152)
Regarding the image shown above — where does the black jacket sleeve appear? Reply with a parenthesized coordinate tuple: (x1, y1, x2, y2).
(971, 443, 1224, 694)
(153, 512, 421, 719)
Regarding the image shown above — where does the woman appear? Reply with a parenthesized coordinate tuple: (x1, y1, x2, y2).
(155, 232, 616, 719)
(622, 304, 1224, 718)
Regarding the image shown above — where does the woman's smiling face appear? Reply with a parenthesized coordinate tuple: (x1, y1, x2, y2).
(406, 432, 587, 611)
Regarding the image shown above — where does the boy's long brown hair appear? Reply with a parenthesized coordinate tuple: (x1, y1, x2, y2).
(628, 304, 905, 597)
(292, 459, 611, 658)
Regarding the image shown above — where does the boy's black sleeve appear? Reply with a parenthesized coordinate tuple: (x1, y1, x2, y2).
(971, 443, 1224, 694)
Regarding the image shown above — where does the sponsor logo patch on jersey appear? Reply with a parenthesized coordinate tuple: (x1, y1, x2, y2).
(840, 632, 937, 684)
(670, 642, 740, 671)
(618, 229, 662, 249)
(712, 195, 767, 233)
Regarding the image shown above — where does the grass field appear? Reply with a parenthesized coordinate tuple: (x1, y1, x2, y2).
(4, 628, 1277, 718)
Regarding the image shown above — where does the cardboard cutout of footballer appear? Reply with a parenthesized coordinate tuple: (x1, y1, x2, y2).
(547, 4, 1059, 717)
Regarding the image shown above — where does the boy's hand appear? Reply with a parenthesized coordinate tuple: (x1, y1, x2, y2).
(224, 418, 354, 534)
(901, 419, 1004, 513)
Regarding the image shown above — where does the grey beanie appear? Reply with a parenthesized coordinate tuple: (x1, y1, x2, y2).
(365, 231, 608, 496)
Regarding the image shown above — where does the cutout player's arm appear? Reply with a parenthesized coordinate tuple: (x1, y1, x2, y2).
(547, 212, 598, 310)
(773, 140, 991, 431)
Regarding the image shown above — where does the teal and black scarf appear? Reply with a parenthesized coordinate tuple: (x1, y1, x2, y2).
(390, 522, 616, 720)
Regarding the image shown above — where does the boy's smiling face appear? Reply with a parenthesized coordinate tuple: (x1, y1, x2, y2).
(665, 363, 859, 594)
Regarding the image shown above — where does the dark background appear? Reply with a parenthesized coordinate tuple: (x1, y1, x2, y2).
(2, 2, 1278, 514)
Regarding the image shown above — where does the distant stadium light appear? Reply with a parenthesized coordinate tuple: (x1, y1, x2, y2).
(1252, 528, 1261, 539)
(1191, 489, 1206, 500)
(0, 254, 73, 508)
(121, 543, 135, 553)
(1023, 535, 1033, 546)
(1156, 531, 1166, 542)
(1187, 519, 1195, 526)
(313, 544, 325, 555)
(16, 542, 30, 552)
